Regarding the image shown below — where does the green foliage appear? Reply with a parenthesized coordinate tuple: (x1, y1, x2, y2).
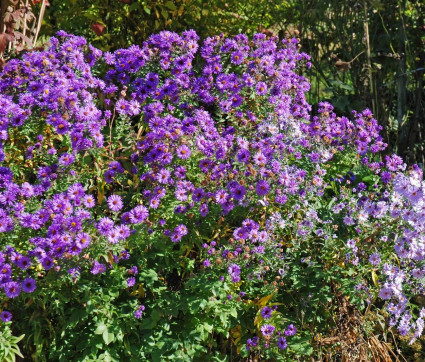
(0, 324, 24, 362)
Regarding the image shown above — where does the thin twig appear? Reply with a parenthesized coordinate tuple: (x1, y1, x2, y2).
(33, 0, 46, 45)
(22, 0, 29, 40)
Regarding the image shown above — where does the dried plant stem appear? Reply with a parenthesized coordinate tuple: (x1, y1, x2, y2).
(33, 0, 45, 46)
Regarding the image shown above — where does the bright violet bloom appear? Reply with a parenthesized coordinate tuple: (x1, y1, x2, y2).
(83, 194, 96, 208)
(107, 194, 123, 212)
(21, 277, 37, 293)
(261, 306, 273, 319)
(0, 310, 12, 322)
(91, 261, 106, 275)
(260, 324, 275, 336)
(284, 324, 297, 336)
(256, 180, 270, 196)
(255, 82, 268, 96)
(176, 145, 191, 159)
(129, 205, 149, 223)
(75, 232, 91, 249)
(134, 305, 145, 319)
(0, 30, 424, 351)
(231, 184, 246, 201)
(4, 282, 20, 298)
(277, 336, 287, 350)
(127, 277, 136, 287)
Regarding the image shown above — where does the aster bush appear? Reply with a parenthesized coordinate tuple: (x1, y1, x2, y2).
(0, 30, 424, 360)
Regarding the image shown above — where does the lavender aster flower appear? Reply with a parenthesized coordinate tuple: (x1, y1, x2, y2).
(83, 194, 96, 208)
(127, 277, 136, 287)
(260, 324, 275, 336)
(134, 305, 145, 319)
(256, 82, 268, 96)
(176, 145, 191, 159)
(107, 194, 123, 212)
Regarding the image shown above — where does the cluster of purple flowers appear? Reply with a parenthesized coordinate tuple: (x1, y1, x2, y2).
(0, 28, 424, 351)
(246, 322, 296, 351)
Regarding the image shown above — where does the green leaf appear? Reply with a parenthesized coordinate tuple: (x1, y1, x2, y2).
(94, 322, 107, 335)
(164, 1, 176, 10)
(103, 330, 114, 345)
(143, 7, 151, 14)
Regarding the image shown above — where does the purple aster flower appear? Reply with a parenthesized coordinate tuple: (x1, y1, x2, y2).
(21, 277, 37, 293)
(107, 228, 120, 244)
(215, 189, 229, 204)
(231, 184, 246, 201)
(104, 170, 115, 184)
(127, 277, 136, 287)
(134, 305, 145, 319)
(255, 82, 268, 96)
(176, 145, 191, 159)
(41, 257, 54, 270)
(68, 183, 85, 200)
(67, 217, 82, 233)
(233, 227, 248, 240)
(230, 95, 243, 108)
(277, 336, 287, 350)
(174, 224, 188, 237)
(228, 263, 241, 282)
(75, 232, 91, 249)
(91, 261, 106, 275)
(83, 194, 96, 208)
(246, 337, 258, 351)
(0, 310, 12, 322)
(237, 149, 250, 163)
(97, 217, 114, 235)
(253, 151, 267, 166)
(109, 161, 125, 173)
(107, 194, 123, 212)
(284, 324, 297, 336)
(261, 306, 273, 319)
(175, 188, 188, 202)
(308, 152, 320, 163)
(193, 188, 205, 202)
(200, 203, 209, 217)
(256, 180, 270, 196)
(260, 324, 275, 336)
(369, 252, 381, 266)
(153, 187, 166, 199)
(230, 50, 244, 65)
(121, 212, 132, 224)
(156, 169, 171, 184)
(174, 166, 186, 179)
(116, 99, 130, 115)
(203, 259, 210, 268)
(149, 198, 160, 209)
(21, 182, 34, 198)
(171, 233, 182, 242)
(379, 287, 392, 300)
(129, 205, 149, 223)
(16, 256, 31, 270)
(4, 281, 21, 298)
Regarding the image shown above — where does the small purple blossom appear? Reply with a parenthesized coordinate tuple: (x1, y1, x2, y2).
(107, 194, 123, 212)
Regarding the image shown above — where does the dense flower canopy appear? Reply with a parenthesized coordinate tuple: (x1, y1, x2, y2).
(0, 30, 424, 358)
